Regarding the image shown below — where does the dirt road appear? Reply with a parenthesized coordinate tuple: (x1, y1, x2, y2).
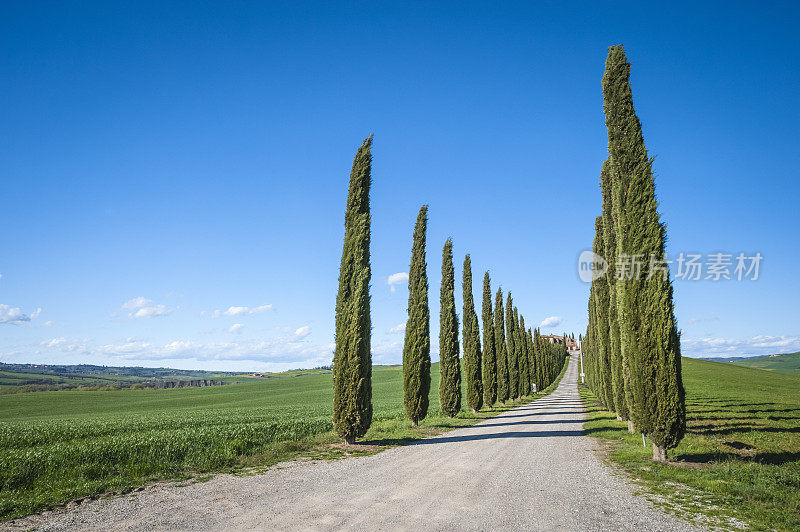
(11, 355, 697, 531)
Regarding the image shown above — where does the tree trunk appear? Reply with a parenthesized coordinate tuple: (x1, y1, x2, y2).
(412, 419, 418, 427)
(616, 414, 623, 422)
(653, 443, 667, 462)
(627, 420, 635, 433)
(344, 436, 356, 446)
(472, 408, 477, 414)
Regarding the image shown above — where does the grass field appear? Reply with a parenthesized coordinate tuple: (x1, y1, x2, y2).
(0, 359, 567, 520)
(580, 357, 800, 531)
(732, 351, 800, 374)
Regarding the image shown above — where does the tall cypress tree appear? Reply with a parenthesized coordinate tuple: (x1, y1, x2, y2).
(526, 328, 536, 392)
(602, 159, 628, 421)
(403, 205, 431, 426)
(592, 215, 613, 409)
(462, 255, 483, 413)
(333, 135, 373, 444)
(505, 293, 518, 400)
(481, 272, 497, 407)
(439, 239, 461, 417)
(518, 314, 530, 396)
(603, 45, 685, 459)
(494, 288, 509, 403)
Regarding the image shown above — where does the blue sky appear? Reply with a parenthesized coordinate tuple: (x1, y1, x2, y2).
(1, 1, 798, 371)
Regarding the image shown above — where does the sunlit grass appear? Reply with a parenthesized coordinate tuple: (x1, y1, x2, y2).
(580, 358, 800, 531)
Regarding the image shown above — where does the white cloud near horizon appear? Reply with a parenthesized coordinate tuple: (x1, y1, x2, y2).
(294, 325, 311, 339)
(38, 334, 335, 369)
(387, 272, 409, 293)
(539, 316, 562, 328)
(122, 297, 172, 319)
(682, 335, 800, 358)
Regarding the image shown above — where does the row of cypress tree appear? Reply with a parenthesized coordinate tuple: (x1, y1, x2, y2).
(402, 205, 569, 425)
(583, 46, 685, 461)
(333, 138, 567, 442)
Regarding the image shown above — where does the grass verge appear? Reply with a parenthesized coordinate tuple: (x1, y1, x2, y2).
(578, 357, 800, 531)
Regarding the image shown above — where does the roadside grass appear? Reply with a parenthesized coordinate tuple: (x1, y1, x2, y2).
(579, 357, 800, 531)
(1, 358, 567, 520)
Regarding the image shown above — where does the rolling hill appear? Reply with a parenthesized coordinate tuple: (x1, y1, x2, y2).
(731, 351, 800, 374)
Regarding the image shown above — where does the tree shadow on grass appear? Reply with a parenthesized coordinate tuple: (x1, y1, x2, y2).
(675, 450, 800, 466)
(688, 424, 800, 436)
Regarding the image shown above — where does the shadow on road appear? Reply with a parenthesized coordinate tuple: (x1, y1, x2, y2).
(411, 429, 586, 444)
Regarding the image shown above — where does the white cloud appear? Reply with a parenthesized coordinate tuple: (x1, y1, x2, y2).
(228, 323, 246, 334)
(133, 304, 170, 319)
(294, 326, 311, 339)
(211, 304, 273, 318)
(43, 320, 54, 327)
(40, 337, 90, 352)
(39, 335, 335, 368)
(389, 323, 406, 334)
(121, 297, 172, 319)
(682, 335, 800, 357)
(122, 297, 151, 310)
(539, 316, 562, 328)
(371, 340, 403, 364)
(387, 272, 409, 292)
(0, 304, 33, 325)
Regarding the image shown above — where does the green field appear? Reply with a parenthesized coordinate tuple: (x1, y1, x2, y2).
(0, 360, 567, 520)
(732, 351, 800, 374)
(581, 358, 800, 531)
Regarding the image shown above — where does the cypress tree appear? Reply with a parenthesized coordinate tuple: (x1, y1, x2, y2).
(481, 272, 497, 407)
(333, 135, 373, 444)
(513, 308, 525, 397)
(439, 239, 461, 417)
(602, 159, 628, 421)
(518, 314, 530, 396)
(494, 288, 509, 403)
(603, 45, 685, 459)
(592, 215, 614, 409)
(533, 328, 542, 392)
(527, 328, 536, 393)
(462, 255, 483, 413)
(403, 205, 431, 426)
(505, 293, 518, 400)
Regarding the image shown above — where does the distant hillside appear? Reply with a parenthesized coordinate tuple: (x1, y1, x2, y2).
(698, 355, 765, 363)
(0, 362, 240, 393)
(732, 351, 800, 374)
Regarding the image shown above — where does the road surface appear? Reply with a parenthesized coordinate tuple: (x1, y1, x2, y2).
(10, 354, 697, 531)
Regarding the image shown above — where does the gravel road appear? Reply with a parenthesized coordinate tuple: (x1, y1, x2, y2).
(8, 354, 699, 531)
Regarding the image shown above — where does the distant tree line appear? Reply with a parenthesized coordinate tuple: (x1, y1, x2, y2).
(332, 137, 568, 442)
(582, 46, 685, 462)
